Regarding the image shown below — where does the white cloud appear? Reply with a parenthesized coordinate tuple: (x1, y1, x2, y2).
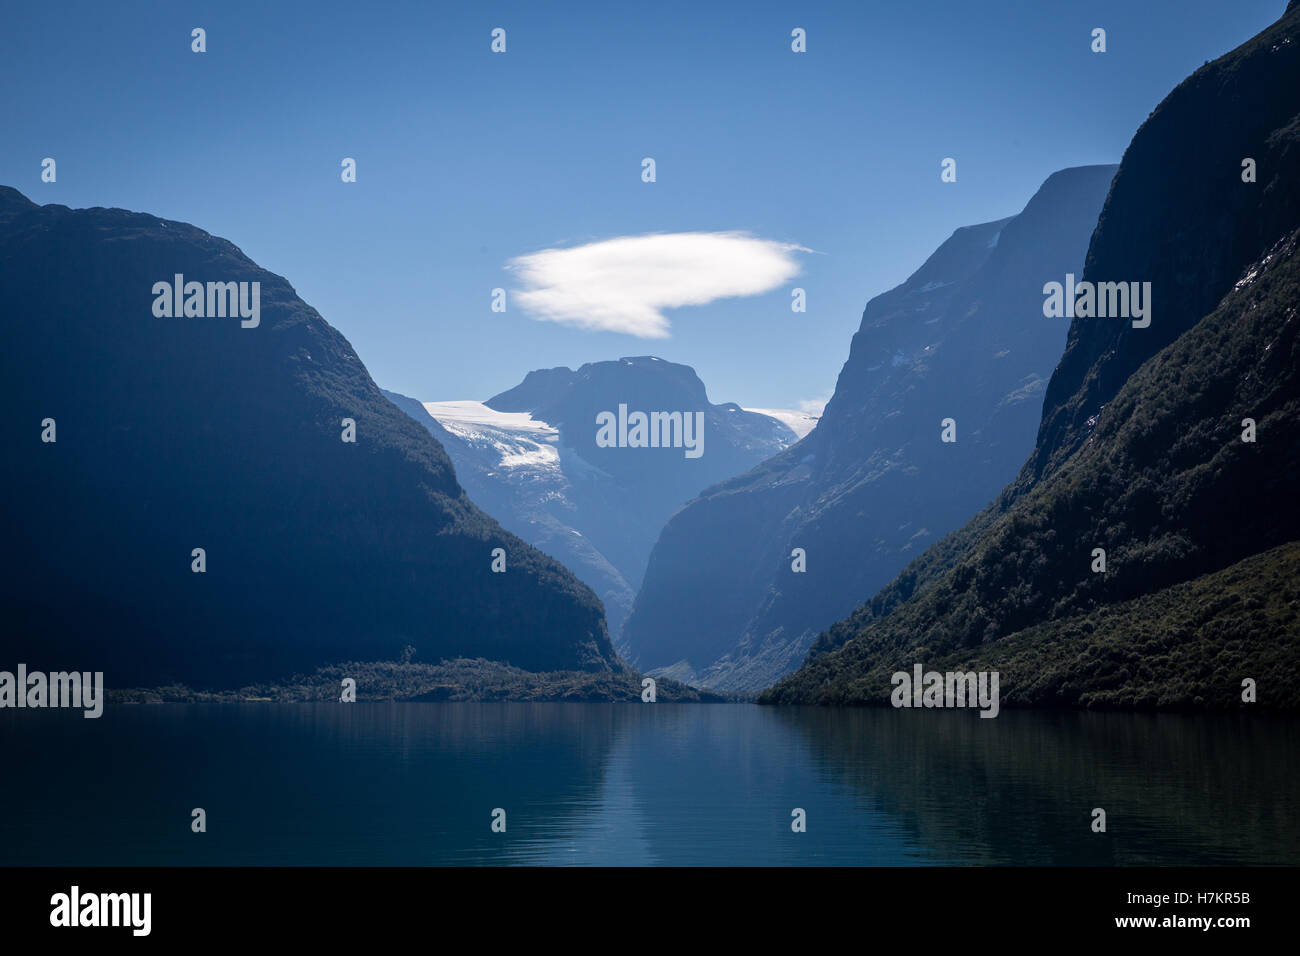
(797, 396, 829, 416)
(506, 232, 808, 338)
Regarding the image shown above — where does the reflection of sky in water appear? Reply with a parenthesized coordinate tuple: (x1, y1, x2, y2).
(508, 706, 921, 866)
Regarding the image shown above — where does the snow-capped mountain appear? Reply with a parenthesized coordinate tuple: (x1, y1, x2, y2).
(385, 357, 807, 653)
(741, 408, 820, 439)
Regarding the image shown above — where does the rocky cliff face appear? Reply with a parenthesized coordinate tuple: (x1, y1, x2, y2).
(764, 5, 1300, 709)
(623, 165, 1117, 692)
(1028, 8, 1300, 483)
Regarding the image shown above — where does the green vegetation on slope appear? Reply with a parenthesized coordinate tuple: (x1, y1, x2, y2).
(109, 658, 730, 703)
(764, 541, 1300, 711)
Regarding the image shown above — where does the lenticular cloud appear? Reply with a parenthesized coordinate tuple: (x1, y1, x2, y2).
(507, 232, 808, 338)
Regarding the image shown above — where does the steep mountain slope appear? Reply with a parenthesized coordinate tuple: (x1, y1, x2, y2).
(764, 4, 1300, 708)
(387, 358, 801, 649)
(384, 390, 639, 645)
(623, 165, 1116, 691)
(0, 187, 619, 687)
(1028, 6, 1300, 485)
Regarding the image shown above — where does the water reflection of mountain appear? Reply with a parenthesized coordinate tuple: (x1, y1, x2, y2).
(0, 703, 622, 866)
(3, 705, 1293, 866)
(778, 708, 1300, 865)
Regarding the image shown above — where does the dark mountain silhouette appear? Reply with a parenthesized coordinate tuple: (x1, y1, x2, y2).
(764, 4, 1300, 709)
(623, 165, 1116, 691)
(0, 187, 620, 687)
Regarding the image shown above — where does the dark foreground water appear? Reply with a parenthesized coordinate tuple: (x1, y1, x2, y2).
(1, 703, 1295, 865)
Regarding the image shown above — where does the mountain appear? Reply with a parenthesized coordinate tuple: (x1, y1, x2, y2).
(763, 3, 1300, 710)
(0, 187, 620, 687)
(622, 165, 1117, 692)
(382, 389, 642, 646)
(386, 357, 804, 650)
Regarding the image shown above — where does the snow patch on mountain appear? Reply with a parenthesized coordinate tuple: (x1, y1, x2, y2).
(422, 401, 562, 470)
(743, 408, 819, 439)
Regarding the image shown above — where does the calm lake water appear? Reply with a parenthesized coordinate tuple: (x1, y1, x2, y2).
(1, 703, 1295, 866)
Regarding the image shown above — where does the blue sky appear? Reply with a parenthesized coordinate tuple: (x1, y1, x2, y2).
(2, 0, 1285, 409)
